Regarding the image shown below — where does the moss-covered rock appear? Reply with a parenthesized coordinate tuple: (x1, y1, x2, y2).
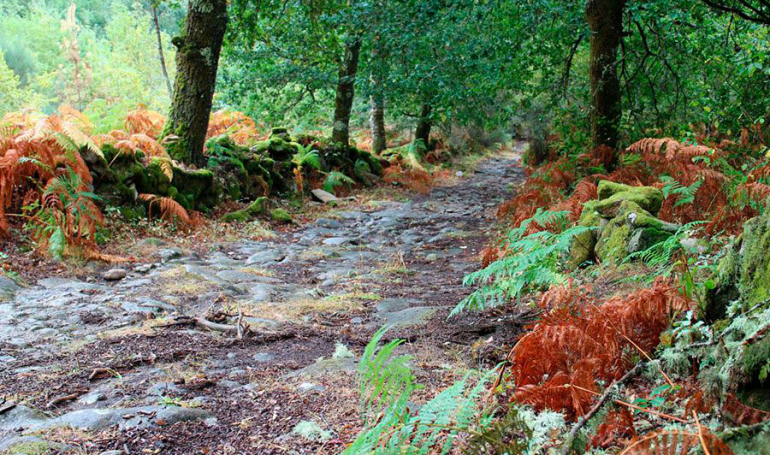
(171, 165, 219, 211)
(222, 197, 267, 223)
(270, 208, 293, 223)
(567, 201, 604, 268)
(595, 180, 663, 217)
(706, 209, 770, 320)
(595, 200, 675, 265)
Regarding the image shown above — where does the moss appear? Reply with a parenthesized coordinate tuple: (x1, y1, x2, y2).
(222, 197, 267, 223)
(595, 180, 663, 216)
(567, 202, 603, 268)
(171, 165, 219, 210)
(1, 441, 53, 455)
(736, 213, 770, 306)
(595, 201, 649, 264)
(743, 334, 770, 381)
(118, 205, 146, 221)
(270, 208, 293, 223)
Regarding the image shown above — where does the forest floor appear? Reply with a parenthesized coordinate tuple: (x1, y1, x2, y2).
(0, 144, 529, 454)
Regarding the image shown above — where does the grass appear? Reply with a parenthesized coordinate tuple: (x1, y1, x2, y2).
(376, 251, 414, 276)
(245, 295, 366, 321)
(156, 266, 209, 295)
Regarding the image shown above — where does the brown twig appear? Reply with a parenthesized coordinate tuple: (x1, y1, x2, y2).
(46, 390, 87, 409)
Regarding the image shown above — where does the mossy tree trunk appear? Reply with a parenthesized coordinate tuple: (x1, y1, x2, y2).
(415, 102, 432, 147)
(331, 37, 362, 145)
(164, 0, 228, 166)
(586, 0, 626, 151)
(370, 94, 386, 153)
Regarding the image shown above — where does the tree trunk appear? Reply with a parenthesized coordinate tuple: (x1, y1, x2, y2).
(152, 5, 173, 98)
(414, 102, 432, 147)
(331, 37, 362, 145)
(163, 0, 228, 165)
(586, 0, 626, 151)
(370, 94, 386, 154)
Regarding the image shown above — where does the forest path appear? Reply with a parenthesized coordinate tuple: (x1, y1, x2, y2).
(0, 145, 526, 454)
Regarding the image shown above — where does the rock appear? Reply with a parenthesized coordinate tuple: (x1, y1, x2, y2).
(222, 197, 267, 223)
(706, 209, 770, 321)
(103, 268, 127, 281)
(322, 237, 355, 246)
(253, 352, 275, 363)
(456, 171, 464, 177)
(78, 391, 107, 406)
(0, 275, 19, 301)
(270, 209, 293, 223)
(146, 382, 183, 397)
(29, 406, 212, 432)
(0, 436, 69, 453)
(594, 180, 664, 217)
(286, 357, 358, 378)
(99, 451, 126, 455)
(567, 202, 604, 268)
(245, 250, 285, 266)
(374, 298, 413, 313)
(315, 218, 342, 229)
(297, 382, 326, 394)
(159, 248, 183, 261)
(376, 306, 441, 328)
(311, 189, 339, 204)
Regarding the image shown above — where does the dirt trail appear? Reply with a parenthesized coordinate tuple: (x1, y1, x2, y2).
(0, 146, 525, 454)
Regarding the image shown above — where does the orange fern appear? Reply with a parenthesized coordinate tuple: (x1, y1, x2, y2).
(619, 429, 734, 455)
(139, 193, 191, 225)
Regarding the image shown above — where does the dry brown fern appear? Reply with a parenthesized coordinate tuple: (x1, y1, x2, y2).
(206, 109, 261, 144)
(139, 193, 191, 225)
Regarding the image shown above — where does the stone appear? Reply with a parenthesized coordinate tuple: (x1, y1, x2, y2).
(99, 451, 126, 455)
(245, 250, 285, 266)
(595, 180, 664, 217)
(103, 269, 127, 281)
(253, 352, 275, 363)
(323, 237, 355, 246)
(159, 248, 183, 261)
(0, 276, 19, 301)
(28, 406, 212, 432)
(376, 306, 441, 328)
(286, 357, 358, 378)
(567, 202, 604, 268)
(315, 218, 342, 229)
(222, 197, 267, 223)
(706, 209, 770, 320)
(311, 189, 339, 204)
(146, 382, 183, 397)
(297, 382, 326, 394)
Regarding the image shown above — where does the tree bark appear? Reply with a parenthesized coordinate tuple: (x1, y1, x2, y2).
(370, 94, 386, 153)
(414, 102, 432, 147)
(331, 37, 362, 145)
(152, 5, 173, 99)
(586, 0, 626, 151)
(164, 0, 228, 165)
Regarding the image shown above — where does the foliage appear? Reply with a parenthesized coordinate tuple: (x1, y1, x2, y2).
(323, 171, 355, 195)
(345, 326, 498, 455)
(453, 210, 595, 316)
(508, 278, 687, 418)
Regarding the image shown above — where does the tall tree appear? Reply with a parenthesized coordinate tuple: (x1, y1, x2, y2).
(585, 0, 626, 151)
(331, 36, 362, 145)
(163, 0, 228, 165)
(414, 102, 432, 146)
(151, 2, 173, 98)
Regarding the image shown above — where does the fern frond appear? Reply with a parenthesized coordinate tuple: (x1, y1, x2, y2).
(139, 193, 191, 225)
(323, 171, 355, 194)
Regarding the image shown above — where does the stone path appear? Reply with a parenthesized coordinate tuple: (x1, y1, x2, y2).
(0, 148, 524, 454)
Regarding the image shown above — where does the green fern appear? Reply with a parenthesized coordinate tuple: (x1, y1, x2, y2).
(660, 176, 703, 208)
(345, 327, 499, 455)
(323, 171, 355, 194)
(451, 210, 596, 316)
(624, 221, 706, 276)
(292, 143, 321, 170)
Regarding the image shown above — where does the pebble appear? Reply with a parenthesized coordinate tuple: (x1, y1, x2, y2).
(102, 268, 127, 281)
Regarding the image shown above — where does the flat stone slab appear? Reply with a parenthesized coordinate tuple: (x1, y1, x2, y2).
(374, 306, 444, 328)
(30, 405, 214, 432)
